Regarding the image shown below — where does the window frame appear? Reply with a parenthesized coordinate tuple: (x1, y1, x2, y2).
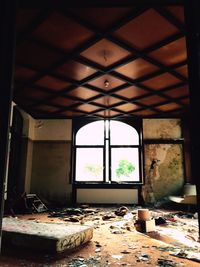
(72, 118, 143, 185)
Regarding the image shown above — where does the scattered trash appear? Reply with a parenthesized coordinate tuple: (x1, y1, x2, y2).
(102, 214, 116, 220)
(4, 192, 48, 216)
(68, 256, 102, 267)
(136, 253, 150, 261)
(79, 204, 89, 209)
(173, 211, 194, 219)
(110, 220, 134, 234)
(155, 217, 167, 225)
(49, 208, 83, 218)
(166, 217, 177, 223)
(112, 255, 123, 260)
(120, 250, 131, 254)
(123, 212, 134, 220)
(135, 218, 156, 232)
(82, 208, 97, 215)
(26, 194, 48, 213)
(185, 234, 197, 241)
(111, 229, 125, 234)
(115, 206, 129, 216)
(157, 258, 177, 267)
(80, 218, 85, 225)
(170, 249, 200, 263)
(30, 205, 199, 266)
(64, 216, 80, 222)
(94, 241, 102, 248)
(193, 212, 198, 219)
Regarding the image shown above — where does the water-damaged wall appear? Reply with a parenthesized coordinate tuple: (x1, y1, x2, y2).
(142, 119, 185, 204)
(143, 119, 182, 139)
(19, 112, 186, 205)
(31, 140, 72, 204)
(31, 119, 72, 205)
(19, 111, 72, 205)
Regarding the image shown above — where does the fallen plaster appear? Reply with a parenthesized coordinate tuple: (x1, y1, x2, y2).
(1, 206, 199, 266)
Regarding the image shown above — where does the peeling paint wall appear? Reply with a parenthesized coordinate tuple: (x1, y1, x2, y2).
(142, 119, 185, 204)
(143, 144, 184, 203)
(19, 113, 186, 205)
(143, 119, 182, 139)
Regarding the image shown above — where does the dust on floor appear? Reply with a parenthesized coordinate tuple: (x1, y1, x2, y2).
(0, 205, 199, 267)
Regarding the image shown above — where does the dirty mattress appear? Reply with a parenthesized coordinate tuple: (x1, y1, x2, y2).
(2, 217, 93, 253)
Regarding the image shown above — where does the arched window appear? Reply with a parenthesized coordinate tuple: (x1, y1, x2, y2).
(74, 120, 142, 183)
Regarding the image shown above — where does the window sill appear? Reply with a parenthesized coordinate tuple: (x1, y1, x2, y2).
(73, 182, 142, 189)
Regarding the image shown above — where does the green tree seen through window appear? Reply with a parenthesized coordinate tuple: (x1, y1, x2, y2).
(85, 164, 103, 177)
(116, 159, 135, 178)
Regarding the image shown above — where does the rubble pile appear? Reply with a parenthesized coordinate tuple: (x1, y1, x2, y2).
(18, 205, 199, 266)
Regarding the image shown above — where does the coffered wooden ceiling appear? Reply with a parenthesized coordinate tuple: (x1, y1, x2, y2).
(14, 5, 190, 119)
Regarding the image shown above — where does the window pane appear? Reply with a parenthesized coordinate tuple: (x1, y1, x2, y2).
(111, 148, 140, 182)
(76, 148, 103, 181)
(76, 121, 104, 145)
(110, 121, 139, 145)
(105, 140, 109, 182)
(105, 120, 109, 138)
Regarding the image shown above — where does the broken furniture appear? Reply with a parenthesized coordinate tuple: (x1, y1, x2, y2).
(134, 209, 156, 233)
(2, 217, 93, 253)
(168, 183, 197, 205)
(26, 193, 48, 213)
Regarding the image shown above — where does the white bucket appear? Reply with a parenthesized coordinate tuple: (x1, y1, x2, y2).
(183, 183, 196, 196)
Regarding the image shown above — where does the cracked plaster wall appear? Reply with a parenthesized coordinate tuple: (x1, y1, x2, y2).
(142, 119, 185, 204)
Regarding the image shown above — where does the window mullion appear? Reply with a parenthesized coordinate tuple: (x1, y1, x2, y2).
(74, 119, 142, 184)
(108, 120, 111, 183)
(103, 120, 106, 183)
(76, 145, 104, 148)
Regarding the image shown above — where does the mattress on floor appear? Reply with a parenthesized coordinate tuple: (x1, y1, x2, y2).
(2, 217, 93, 253)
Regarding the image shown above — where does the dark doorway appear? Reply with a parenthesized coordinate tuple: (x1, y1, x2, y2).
(6, 106, 23, 200)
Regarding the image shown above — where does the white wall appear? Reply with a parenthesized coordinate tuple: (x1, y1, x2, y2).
(20, 109, 35, 140)
(34, 119, 72, 141)
(77, 188, 138, 204)
(20, 114, 73, 203)
(19, 113, 185, 205)
(20, 113, 72, 141)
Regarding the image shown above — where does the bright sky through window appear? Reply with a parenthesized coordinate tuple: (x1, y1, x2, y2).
(75, 120, 140, 183)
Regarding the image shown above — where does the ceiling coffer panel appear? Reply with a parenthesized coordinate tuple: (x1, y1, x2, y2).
(14, 5, 190, 119)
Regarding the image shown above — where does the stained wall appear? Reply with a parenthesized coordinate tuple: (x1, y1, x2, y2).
(142, 119, 185, 204)
(19, 113, 72, 205)
(19, 113, 187, 205)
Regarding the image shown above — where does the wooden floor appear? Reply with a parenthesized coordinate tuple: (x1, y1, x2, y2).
(0, 206, 199, 267)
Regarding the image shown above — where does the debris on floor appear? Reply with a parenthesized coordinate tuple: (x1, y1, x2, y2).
(136, 253, 150, 262)
(110, 220, 135, 234)
(155, 217, 167, 225)
(68, 256, 102, 267)
(1, 205, 199, 266)
(114, 206, 129, 216)
(102, 213, 116, 221)
(170, 249, 200, 263)
(4, 192, 48, 217)
(157, 258, 178, 267)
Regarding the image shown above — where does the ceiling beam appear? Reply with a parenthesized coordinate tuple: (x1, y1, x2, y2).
(16, 6, 149, 91)
(17, 9, 52, 44)
(154, 6, 185, 32)
(18, 0, 184, 8)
